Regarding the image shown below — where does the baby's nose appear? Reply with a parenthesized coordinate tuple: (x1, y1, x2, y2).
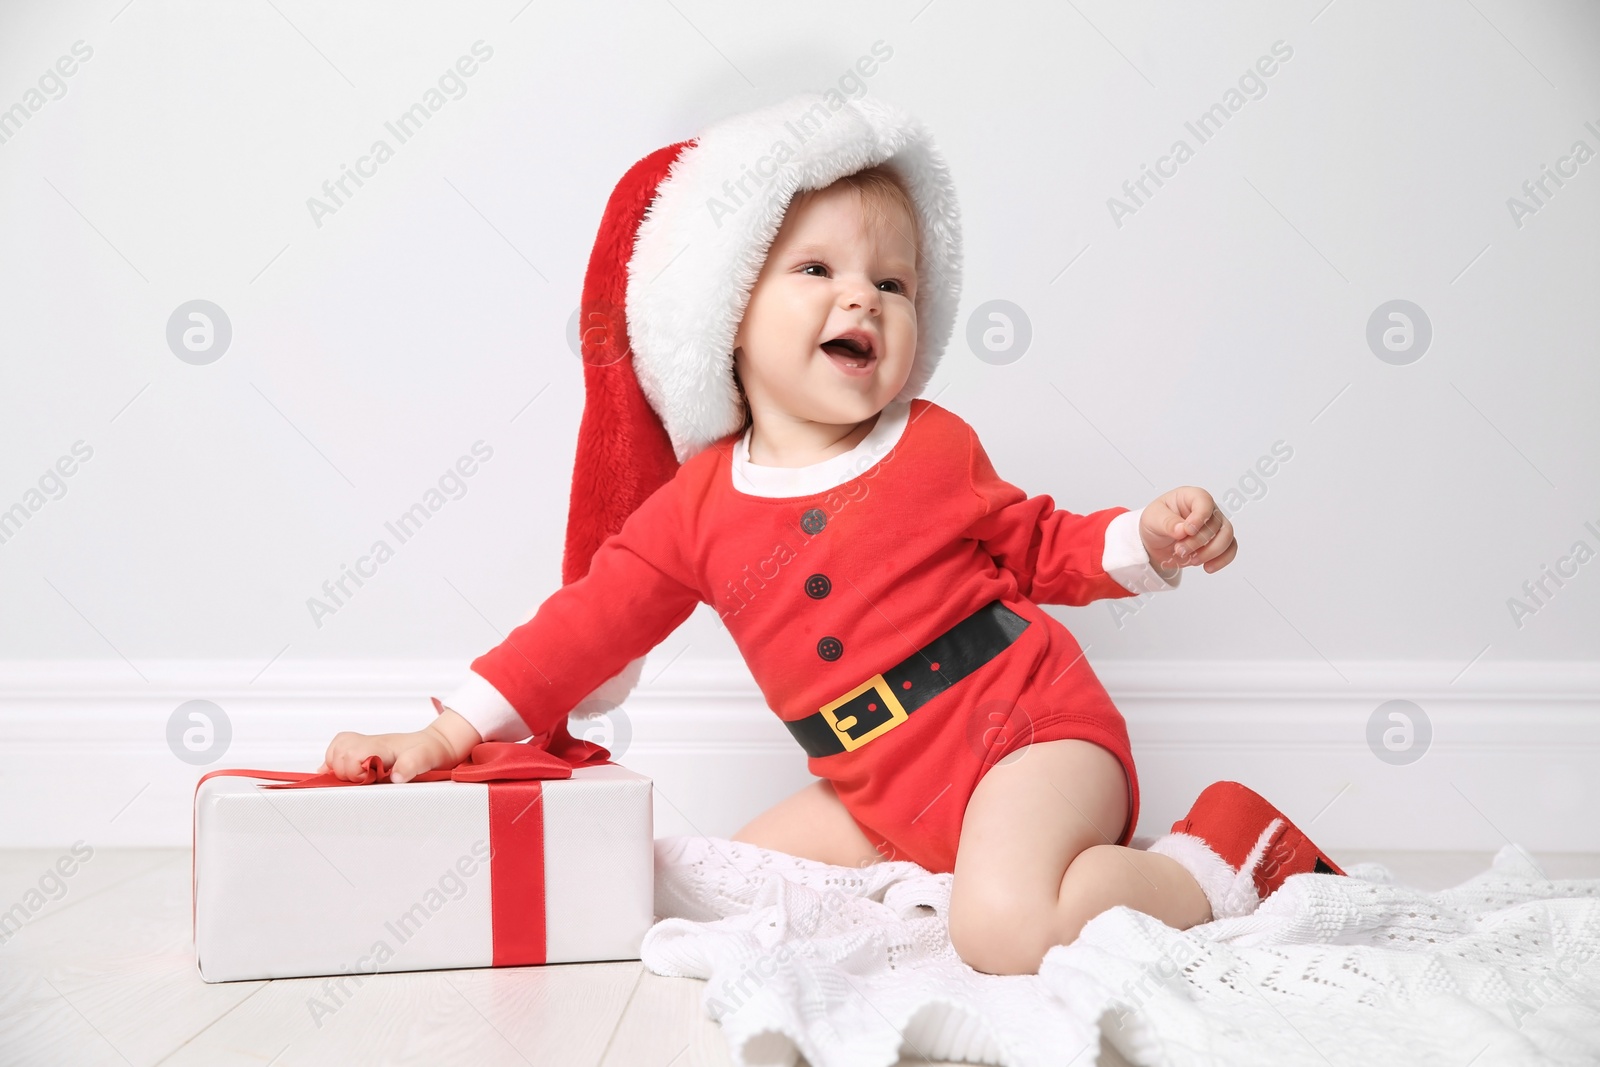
(841, 286, 880, 310)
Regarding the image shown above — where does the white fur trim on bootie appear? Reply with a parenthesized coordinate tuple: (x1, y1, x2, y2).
(1146, 818, 1284, 920)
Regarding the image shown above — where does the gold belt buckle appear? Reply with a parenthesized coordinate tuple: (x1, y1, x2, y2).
(819, 673, 909, 752)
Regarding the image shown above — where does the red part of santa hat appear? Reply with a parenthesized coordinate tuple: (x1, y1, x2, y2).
(1147, 781, 1346, 920)
(561, 93, 963, 714)
(565, 139, 692, 591)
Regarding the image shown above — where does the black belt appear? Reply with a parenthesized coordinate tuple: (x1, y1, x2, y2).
(783, 599, 1031, 758)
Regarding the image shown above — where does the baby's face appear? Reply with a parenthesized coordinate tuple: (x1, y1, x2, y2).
(733, 182, 919, 429)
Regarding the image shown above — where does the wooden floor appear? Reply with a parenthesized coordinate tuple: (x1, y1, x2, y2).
(3, 848, 1597, 1067)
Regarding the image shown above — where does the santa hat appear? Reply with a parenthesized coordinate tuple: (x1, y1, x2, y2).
(564, 92, 963, 716)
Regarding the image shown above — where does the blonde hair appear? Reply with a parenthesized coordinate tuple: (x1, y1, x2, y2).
(731, 164, 921, 436)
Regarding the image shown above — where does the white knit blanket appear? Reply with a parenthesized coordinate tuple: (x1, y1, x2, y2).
(641, 836, 1600, 1067)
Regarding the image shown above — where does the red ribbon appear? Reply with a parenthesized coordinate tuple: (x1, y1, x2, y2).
(258, 730, 613, 789)
(191, 727, 613, 968)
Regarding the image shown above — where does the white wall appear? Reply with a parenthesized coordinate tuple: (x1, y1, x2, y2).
(1, 0, 1596, 851)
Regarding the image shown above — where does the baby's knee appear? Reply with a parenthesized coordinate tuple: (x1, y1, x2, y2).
(948, 887, 1056, 976)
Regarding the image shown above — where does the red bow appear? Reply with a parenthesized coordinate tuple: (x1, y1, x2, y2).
(259, 729, 613, 790)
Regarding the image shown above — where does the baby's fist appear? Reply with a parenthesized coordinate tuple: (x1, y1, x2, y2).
(1139, 486, 1238, 574)
(318, 711, 480, 784)
(318, 730, 441, 784)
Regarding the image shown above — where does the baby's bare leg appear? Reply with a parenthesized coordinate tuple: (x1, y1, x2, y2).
(949, 739, 1210, 976)
(1055, 843, 1212, 943)
(731, 778, 884, 868)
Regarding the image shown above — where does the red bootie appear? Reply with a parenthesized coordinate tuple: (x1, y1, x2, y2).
(1146, 781, 1346, 920)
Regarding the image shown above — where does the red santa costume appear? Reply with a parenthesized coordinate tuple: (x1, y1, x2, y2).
(430, 93, 1345, 907)
(446, 393, 1178, 873)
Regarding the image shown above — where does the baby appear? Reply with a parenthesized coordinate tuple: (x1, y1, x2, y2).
(323, 95, 1338, 978)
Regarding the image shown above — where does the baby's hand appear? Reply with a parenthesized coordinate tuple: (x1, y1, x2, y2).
(318, 706, 484, 783)
(1139, 486, 1237, 574)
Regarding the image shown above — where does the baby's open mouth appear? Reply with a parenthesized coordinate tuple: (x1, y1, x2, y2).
(820, 331, 876, 371)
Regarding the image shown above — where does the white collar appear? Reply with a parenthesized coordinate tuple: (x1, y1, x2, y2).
(731, 400, 912, 498)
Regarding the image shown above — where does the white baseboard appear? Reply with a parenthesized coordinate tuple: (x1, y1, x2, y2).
(1, 658, 1595, 853)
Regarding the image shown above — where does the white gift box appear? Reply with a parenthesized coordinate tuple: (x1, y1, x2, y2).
(191, 761, 655, 983)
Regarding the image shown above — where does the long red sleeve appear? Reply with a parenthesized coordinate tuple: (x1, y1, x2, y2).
(466, 477, 704, 739)
(961, 424, 1135, 606)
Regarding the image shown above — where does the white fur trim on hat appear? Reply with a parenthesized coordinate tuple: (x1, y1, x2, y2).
(1146, 818, 1283, 920)
(626, 92, 963, 463)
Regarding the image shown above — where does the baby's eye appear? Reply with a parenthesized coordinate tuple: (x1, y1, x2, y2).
(801, 263, 908, 295)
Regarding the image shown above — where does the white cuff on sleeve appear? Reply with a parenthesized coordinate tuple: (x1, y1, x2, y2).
(1102, 509, 1182, 595)
(437, 670, 532, 743)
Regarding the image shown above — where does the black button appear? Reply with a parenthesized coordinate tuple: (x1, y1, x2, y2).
(817, 636, 843, 661)
(805, 573, 831, 599)
(800, 508, 827, 534)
